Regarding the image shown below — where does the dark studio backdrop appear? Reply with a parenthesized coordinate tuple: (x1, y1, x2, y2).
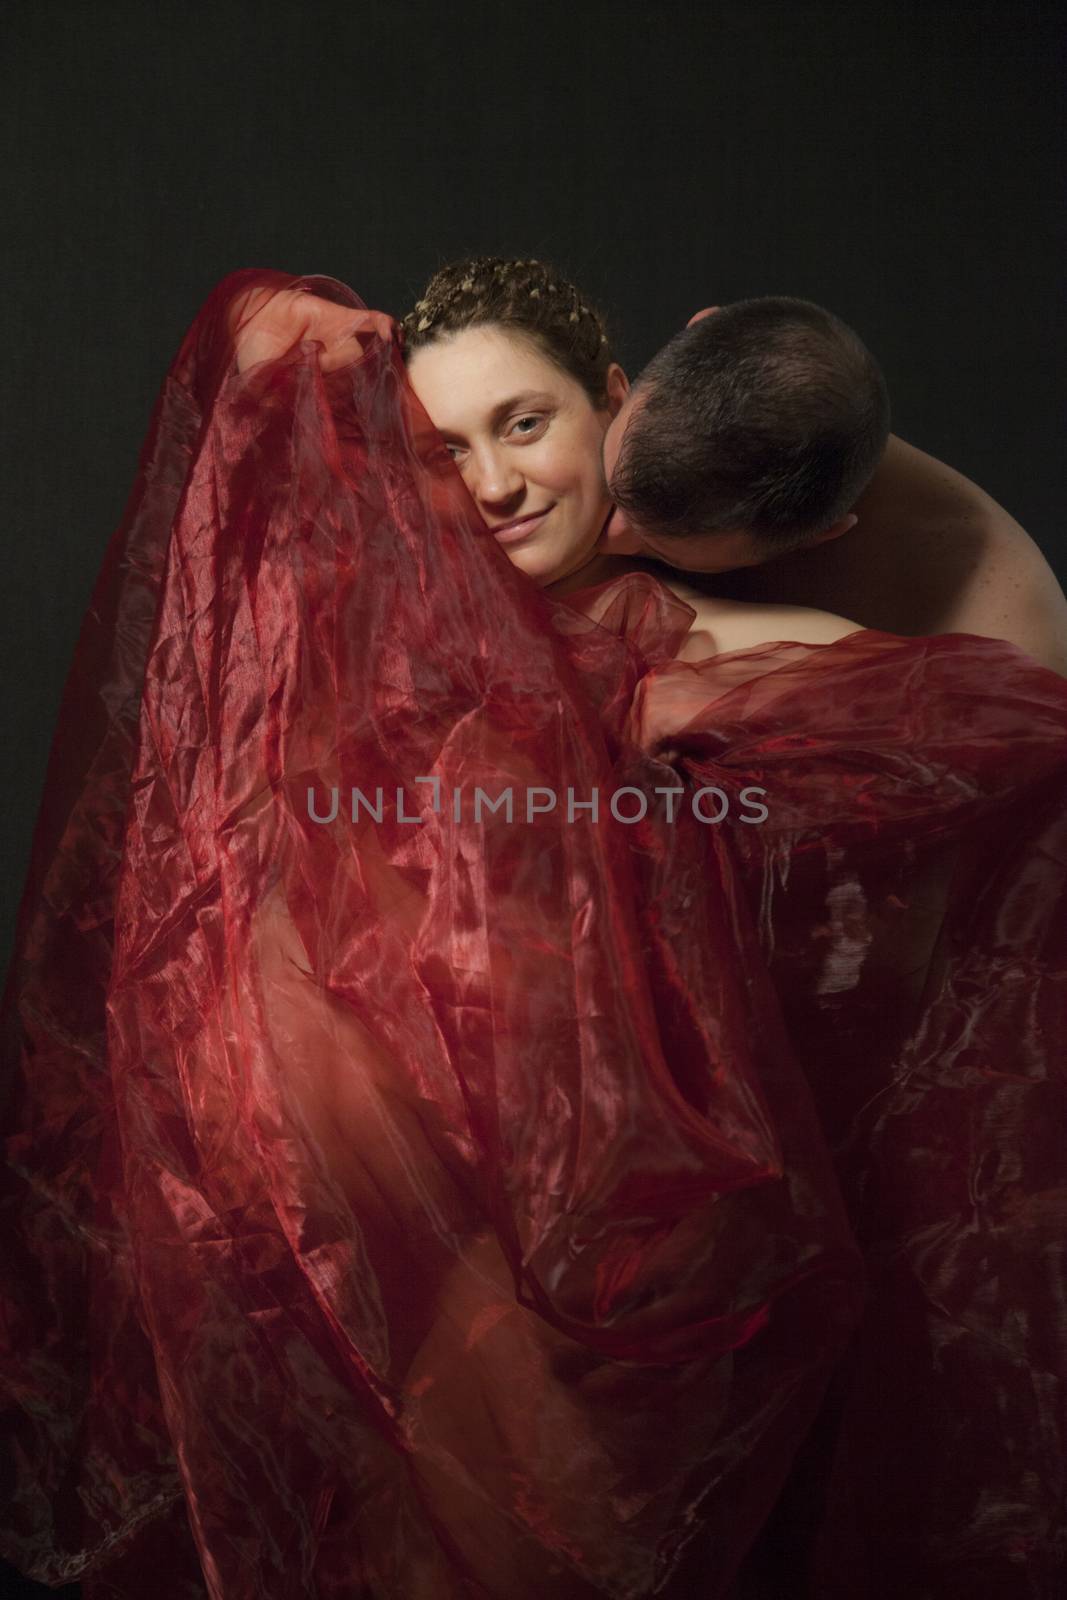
(1, 2, 1064, 1588)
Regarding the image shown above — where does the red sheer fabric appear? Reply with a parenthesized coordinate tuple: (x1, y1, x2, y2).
(588, 621, 1067, 1598)
(1, 271, 1064, 1599)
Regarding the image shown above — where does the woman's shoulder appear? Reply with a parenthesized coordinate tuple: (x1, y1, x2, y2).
(658, 576, 865, 661)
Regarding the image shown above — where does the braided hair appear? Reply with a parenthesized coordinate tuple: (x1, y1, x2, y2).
(400, 256, 615, 406)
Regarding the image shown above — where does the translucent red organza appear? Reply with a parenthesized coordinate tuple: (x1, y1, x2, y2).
(1, 271, 1064, 1600)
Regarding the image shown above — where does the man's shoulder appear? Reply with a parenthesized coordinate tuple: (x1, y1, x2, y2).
(930, 533, 1067, 676)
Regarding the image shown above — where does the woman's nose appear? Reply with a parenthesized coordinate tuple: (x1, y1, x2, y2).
(467, 445, 524, 507)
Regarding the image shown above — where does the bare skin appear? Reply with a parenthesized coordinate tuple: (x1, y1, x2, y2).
(696, 435, 1067, 675)
(548, 550, 865, 659)
(600, 563, 861, 659)
(599, 303, 1067, 676)
(400, 320, 867, 659)
(669, 586, 864, 660)
(233, 291, 1066, 674)
(230, 286, 887, 663)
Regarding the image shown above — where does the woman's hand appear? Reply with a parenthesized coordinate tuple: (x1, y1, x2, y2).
(230, 284, 395, 374)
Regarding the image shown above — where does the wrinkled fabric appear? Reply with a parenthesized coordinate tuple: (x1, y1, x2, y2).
(582, 618, 1067, 1599)
(0, 271, 1064, 1600)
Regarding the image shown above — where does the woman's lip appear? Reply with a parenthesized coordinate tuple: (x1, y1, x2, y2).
(492, 509, 551, 545)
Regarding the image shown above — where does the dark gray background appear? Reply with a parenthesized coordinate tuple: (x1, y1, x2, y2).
(5, 0, 1066, 994)
(1, 2, 1064, 1590)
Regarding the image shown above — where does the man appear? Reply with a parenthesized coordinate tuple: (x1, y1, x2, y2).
(598, 300, 1067, 676)
(594, 298, 1067, 1598)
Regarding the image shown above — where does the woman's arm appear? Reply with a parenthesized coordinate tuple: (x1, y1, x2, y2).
(232, 283, 395, 373)
(662, 583, 863, 663)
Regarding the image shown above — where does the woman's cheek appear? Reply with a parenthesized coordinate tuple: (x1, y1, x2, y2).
(559, 441, 597, 493)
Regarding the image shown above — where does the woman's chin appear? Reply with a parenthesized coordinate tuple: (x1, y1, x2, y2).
(499, 532, 606, 592)
(499, 541, 567, 588)
(499, 547, 551, 585)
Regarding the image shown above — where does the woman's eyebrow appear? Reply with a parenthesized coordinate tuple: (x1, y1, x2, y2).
(488, 390, 555, 422)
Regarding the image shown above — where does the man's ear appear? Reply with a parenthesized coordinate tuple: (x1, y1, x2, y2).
(605, 362, 631, 415)
(686, 305, 721, 327)
(810, 513, 858, 545)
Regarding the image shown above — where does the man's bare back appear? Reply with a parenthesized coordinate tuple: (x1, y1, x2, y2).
(695, 436, 1067, 676)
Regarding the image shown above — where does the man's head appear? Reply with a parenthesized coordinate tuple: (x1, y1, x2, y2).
(598, 297, 890, 572)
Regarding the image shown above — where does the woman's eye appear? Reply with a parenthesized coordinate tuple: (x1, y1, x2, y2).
(511, 415, 545, 438)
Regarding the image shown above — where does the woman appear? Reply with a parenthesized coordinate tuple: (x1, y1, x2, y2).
(0, 268, 868, 1600)
(0, 266, 1063, 1600)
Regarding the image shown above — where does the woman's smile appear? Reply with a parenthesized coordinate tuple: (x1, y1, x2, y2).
(491, 507, 553, 544)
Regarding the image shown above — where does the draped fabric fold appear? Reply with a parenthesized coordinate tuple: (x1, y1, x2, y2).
(1, 271, 1064, 1599)
(578, 608, 1067, 1599)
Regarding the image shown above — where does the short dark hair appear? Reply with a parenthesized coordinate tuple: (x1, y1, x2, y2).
(609, 297, 890, 554)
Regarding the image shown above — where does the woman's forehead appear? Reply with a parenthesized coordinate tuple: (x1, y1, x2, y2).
(407, 325, 571, 424)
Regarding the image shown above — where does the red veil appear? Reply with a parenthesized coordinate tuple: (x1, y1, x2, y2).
(1, 271, 1063, 1600)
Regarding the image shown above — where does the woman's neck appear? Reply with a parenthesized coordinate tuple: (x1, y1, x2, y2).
(545, 552, 646, 599)
(546, 550, 724, 602)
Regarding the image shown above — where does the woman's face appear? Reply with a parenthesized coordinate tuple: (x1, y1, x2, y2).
(406, 325, 629, 588)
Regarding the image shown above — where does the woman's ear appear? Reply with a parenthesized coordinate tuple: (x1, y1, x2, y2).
(604, 362, 630, 415)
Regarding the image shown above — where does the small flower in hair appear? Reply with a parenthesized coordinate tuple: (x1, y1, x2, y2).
(417, 316, 432, 331)
(529, 288, 540, 299)
(568, 311, 579, 322)
(461, 278, 474, 290)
